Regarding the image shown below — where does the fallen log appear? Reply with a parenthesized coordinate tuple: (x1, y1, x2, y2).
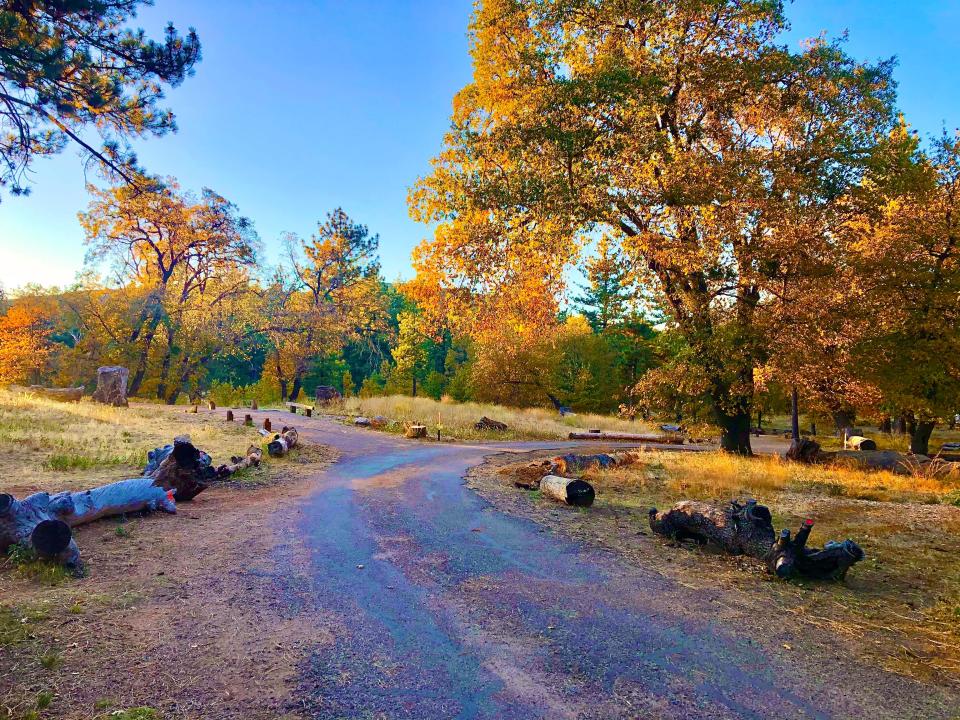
(475, 416, 508, 431)
(844, 435, 877, 451)
(648, 499, 775, 559)
(568, 431, 685, 444)
(24, 385, 84, 403)
(1, 493, 80, 566)
(267, 427, 298, 457)
(539, 475, 595, 507)
(765, 520, 865, 580)
(216, 446, 263, 477)
(550, 451, 642, 475)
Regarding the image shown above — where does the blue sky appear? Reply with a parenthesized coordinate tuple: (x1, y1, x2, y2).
(1, 0, 959, 292)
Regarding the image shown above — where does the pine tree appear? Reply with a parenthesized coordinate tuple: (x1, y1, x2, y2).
(574, 237, 634, 333)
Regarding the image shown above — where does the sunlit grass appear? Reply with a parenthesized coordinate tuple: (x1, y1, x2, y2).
(0, 389, 262, 494)
(329, 394, 655, 441)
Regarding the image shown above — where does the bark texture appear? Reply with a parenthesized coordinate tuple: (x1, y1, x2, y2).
(648, 499, 774, 558)
(765, 520, 865, 580)
(91, 366, 129, 407)
(539, 475, 596, 507)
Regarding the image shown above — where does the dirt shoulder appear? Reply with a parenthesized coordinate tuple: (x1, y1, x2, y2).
(467, 448, 960, 699)
(1, 443, 337, 720)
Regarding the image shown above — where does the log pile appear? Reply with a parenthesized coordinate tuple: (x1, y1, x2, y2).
(1, 438, 266, 569)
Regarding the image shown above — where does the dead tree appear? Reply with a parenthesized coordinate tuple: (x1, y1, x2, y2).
(765, 520, 865, 580)
(648, 500, 775, 559)
(267, 427, 298, 457)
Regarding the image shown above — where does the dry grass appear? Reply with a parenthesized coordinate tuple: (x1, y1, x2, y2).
(566, 450, 960, 682)
(0, 389, 265, 495)
(325, 394, 656, 441)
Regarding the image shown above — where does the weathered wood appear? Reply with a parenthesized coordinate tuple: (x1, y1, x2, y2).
(786, 438, 822, 464)
(1, 492, 80, 566)
(405, 424, 427, 439)
(143, 438, 216, 501)
(216, 446, 263, 477)
(207, 400, 216, 410)
(23, 385, 83, 402)
(288, 402, 314, 417)
(189, 404, 198, 414)
(648, 499, 775, 559)
(843, 435, 877, 451)
(567, 431, 685, 444)
(267, 427, 298, 457)
(475, 416, 508, 431)
(91, 365, 129, 406)
(263, 418, 272, 432)
(765, 519, 865, 580)
(539, 475, 595, 507)
(244, 414, 253, 427)
(226, 409, 235, 422)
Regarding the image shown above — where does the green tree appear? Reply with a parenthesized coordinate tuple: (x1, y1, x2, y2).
(0, 0, 200, 198)
(575, 236, 635, 333)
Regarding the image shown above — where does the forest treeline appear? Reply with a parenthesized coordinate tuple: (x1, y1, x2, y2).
(0, 0, 958, 456)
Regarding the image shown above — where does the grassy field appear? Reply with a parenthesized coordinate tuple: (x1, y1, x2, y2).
(763, 414, 960, 455)
(483, 447, 960, 684)
(324, 394, 656, 441)
(0, 390, 270, 496)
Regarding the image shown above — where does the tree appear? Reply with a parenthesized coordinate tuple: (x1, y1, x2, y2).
(265, 209, 389, 401)
(575, 236, 635, 333)
(385, 311, 431, 396)
(0, 301, 52, 384)
(79, 176, 259, 397)
(0, 0, 201, 198)
(849, 132, 960, 454)
(409, 0, 896, 453)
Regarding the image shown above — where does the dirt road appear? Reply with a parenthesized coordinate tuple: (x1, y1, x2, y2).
(265, 415, 957, 720)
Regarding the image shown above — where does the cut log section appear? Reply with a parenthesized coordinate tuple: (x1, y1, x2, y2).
(1, 493, 80, 567)
(405, 424, 427, 439)
(648, 499, 775, 559)
(267, 427, 298, 457)
(765, 520, 865, 580)
(539, 475, 596, 507)
(567, 431, 685, 444)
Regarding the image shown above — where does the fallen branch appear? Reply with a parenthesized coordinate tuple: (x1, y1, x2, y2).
(216, 446, 263, 478)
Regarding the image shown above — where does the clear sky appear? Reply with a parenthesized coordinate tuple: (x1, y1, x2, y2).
(1, 0, 958, 292)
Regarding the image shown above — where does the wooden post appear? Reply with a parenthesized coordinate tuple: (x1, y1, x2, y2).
(244, 414, 253, 427)
(263, 418, 272, 432)
(226, 410, 234, 422)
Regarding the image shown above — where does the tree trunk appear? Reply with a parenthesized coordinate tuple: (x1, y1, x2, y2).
(412, 375, 418, 398)
(910, 420, 936, 456)
(831, 409, 856, 436)
(128, 304, 163, 397)
(716, 408, 752, 455)
(765, 520, 864, 581)
(790, 386, 800, 440)
(289, 373, 303, 402)
(539, 475, 595, 507)
(649, 499, 774, 559)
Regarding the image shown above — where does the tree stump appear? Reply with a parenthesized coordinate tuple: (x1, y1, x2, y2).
(91, 366, 129, 406)
(244, 414, 253, 427)
(405, 424, 427, 439)
(649, 499, 775, 559)
(226, 410, 235, 422)
(786, 438, 821, 464)
(207, 400, 216, 410)
(539, 475, 595, 507)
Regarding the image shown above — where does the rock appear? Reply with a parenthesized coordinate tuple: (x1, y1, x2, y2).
(91, 366, 129, 407)
(370, 415, 388, 428)
(354, 417, 371, 427)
